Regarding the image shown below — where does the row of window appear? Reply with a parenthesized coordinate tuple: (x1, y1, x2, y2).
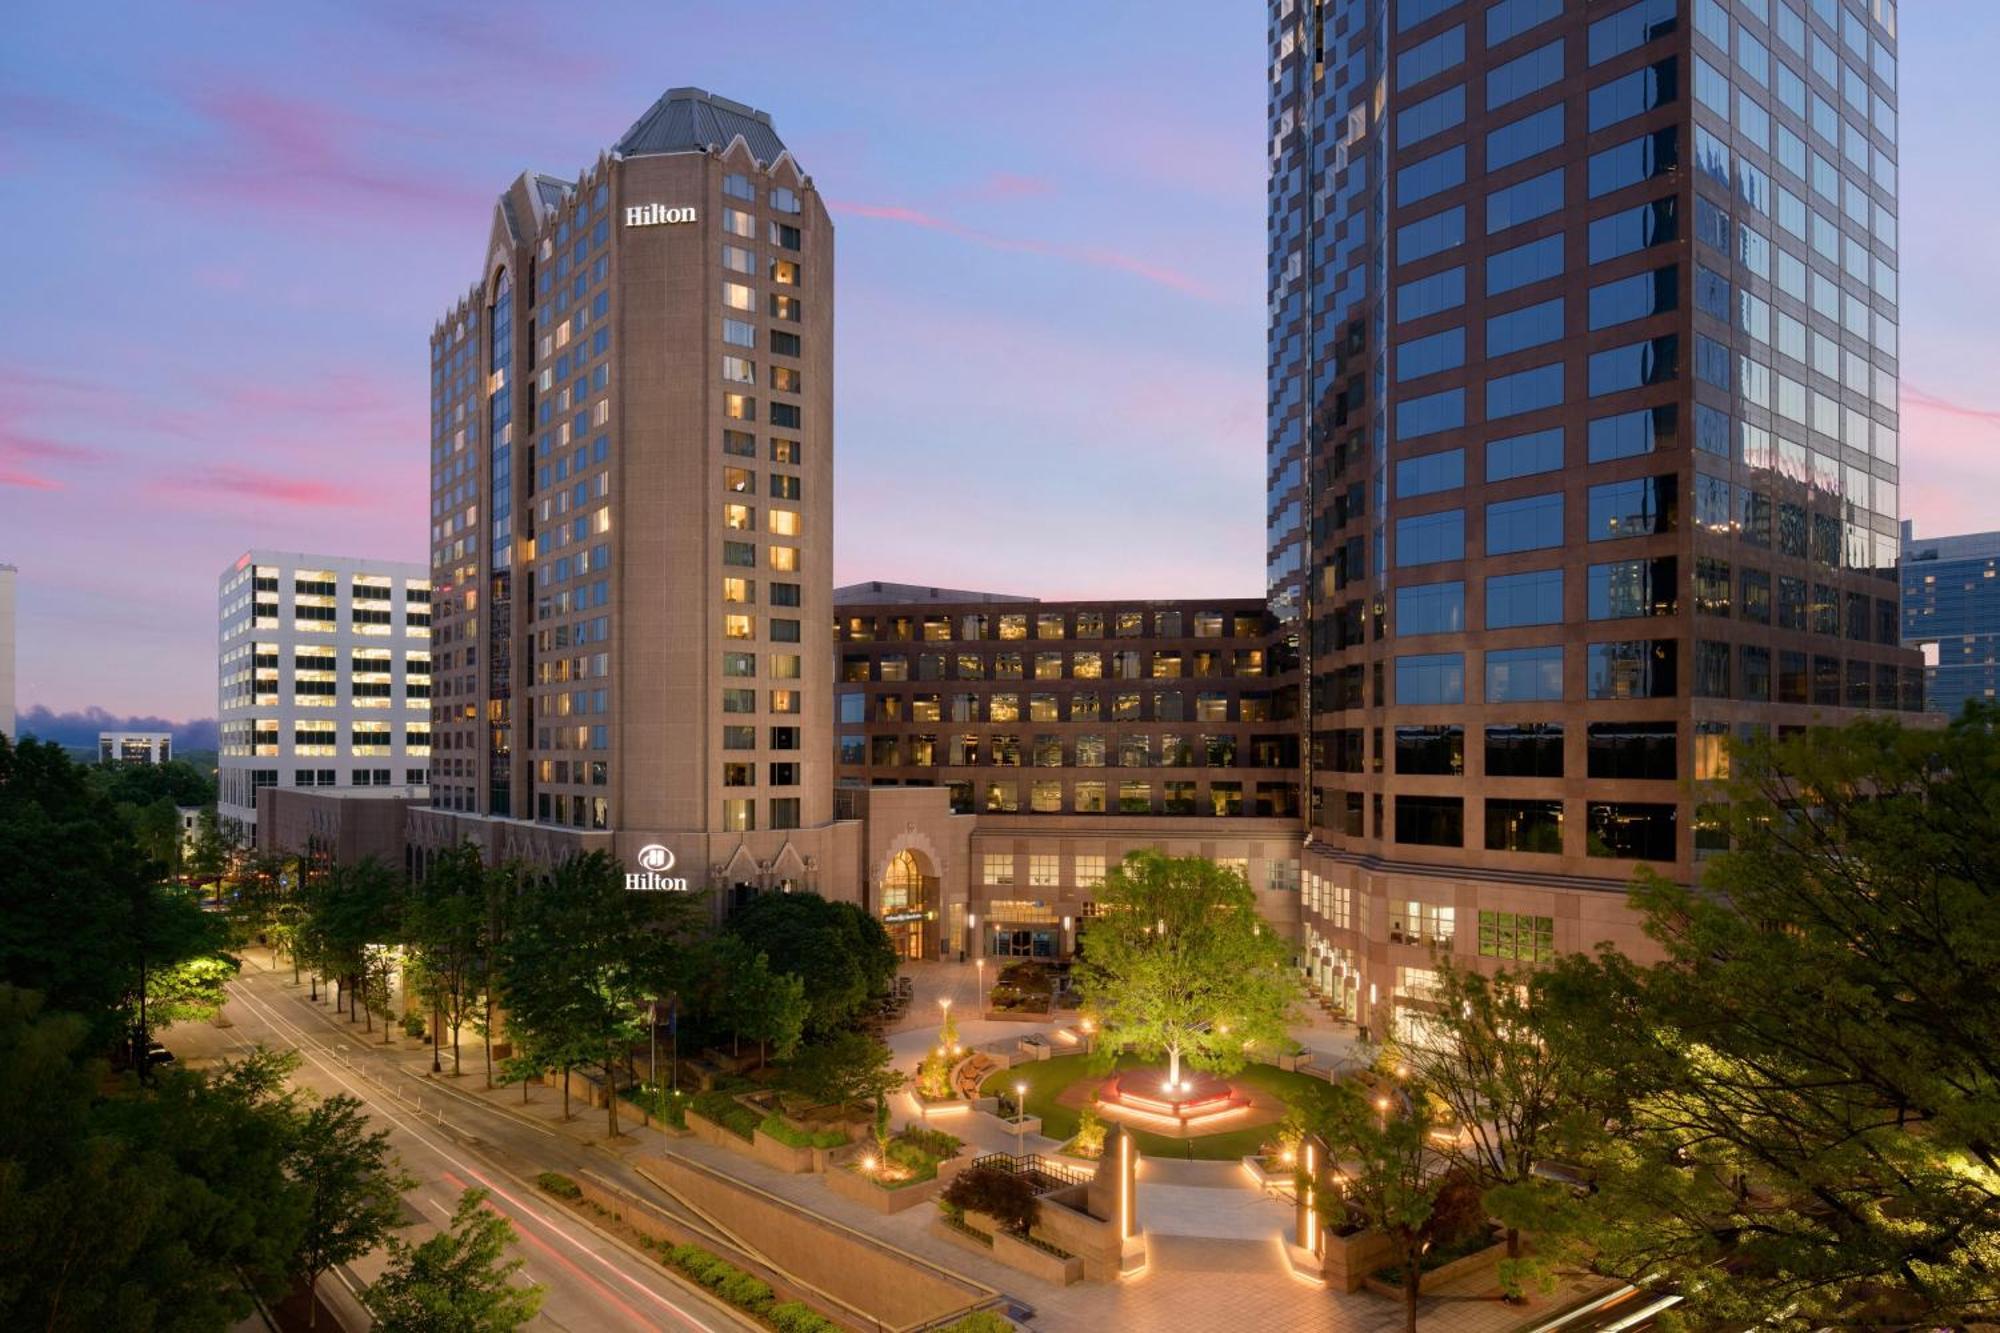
(1391, 641, 1911, 707)
(923, 778, 1299, 819)
(1327, 790, 1679, 861)
(837, 690, 1271, 725)
(1396, 476, 1675, 565)
(840, 648, 1265, 683)
(840, 732, 1292, 769)
(840, 609, 1264, 642)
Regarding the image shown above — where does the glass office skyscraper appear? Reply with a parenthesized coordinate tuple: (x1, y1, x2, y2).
(1267, 0, 1922, 1033)
(1901, 522, 2000, 717)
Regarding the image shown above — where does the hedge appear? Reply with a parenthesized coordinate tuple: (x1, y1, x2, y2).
(652, 1240, 844, 1331)
(535, 1171, 581, 1200)
(757, 1115, 846, 1150)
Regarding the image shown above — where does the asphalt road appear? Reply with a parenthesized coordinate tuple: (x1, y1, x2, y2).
(163, 959, 757, 1333)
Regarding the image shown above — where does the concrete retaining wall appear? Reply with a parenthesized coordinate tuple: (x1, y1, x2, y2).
(638, 1153, 990, 1329)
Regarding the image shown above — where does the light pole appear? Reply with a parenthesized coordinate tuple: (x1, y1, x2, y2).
(975, 958, 985, 1015)
(1014, 1080, 1028, 1152)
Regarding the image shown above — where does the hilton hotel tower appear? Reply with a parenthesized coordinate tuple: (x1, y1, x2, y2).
(414, 89, 857, 901)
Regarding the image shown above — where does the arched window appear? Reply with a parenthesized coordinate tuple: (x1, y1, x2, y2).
(881, 849, 923, 912)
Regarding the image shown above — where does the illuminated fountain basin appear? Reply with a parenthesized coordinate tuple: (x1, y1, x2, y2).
(1099, 1066, 1251, 1130)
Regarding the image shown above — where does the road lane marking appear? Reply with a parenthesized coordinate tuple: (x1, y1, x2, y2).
(226, 979, 730, 1332)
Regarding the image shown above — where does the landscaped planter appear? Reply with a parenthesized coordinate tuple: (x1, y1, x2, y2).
(1361, 1235, 1507, 1298)
(824, 1151, 969, 1214)
(685, 1107, 754, 1156)
(750, 1127, 819, 1174)
(992, 1229, 1082, 1286)
(980, 1111, 1041, 1138)
(1323, 1227, 1397, 1294)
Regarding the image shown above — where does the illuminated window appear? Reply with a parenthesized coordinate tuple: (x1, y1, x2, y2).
(724, 393, 754, 420)
(1074, 855, 1106, 887)
(722, 578, 753, 604)
(723, 799, 755, 831)
(769, 509, 800, 536)
(725, 504, 755, 530)
(1029, 854, 1061, 887)
(984, 853, 1016, 885)
(723, 282, 754, 311)
(724, 614, 754, 639)
(769, 545, 799, 572)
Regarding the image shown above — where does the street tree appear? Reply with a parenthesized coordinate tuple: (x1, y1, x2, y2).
(1311, 1079, 1485, 1333)
(497, 852, 700, 1135)
(1534, 709, 2000, 1329)
(406, 845, 488, 1075)
(185, 807, 230, 895)
(288, 1093, 413, 1326)
(1394, 960, 1593, 1287)
(1073, 850, 1297, 1087)
(368, 1187, 545, 1333)
(304, 858, 403, 1025)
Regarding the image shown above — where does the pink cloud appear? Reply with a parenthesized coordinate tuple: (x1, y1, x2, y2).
(0, 467, 61, 492)
(970, 171, 1055, 200)
(828, 198, 1225, 302)
(1904, 383, 2000, 424)
(153, 466, 373, 510)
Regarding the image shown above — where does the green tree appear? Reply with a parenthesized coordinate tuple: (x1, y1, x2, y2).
(940, 1165, 1040, 1236)
(289, 1093, 413, 1326)
(1394, 960, 1591, 1285)
(368, 1188, 544, 1333)
(185, 807, 229, 894)
(0, 736, 217, 1053)
(726, 946, 808, 1066)
(0, 988, 310, 1331)
(724, 892, 896, 1036)
(497, 852, 700, 1135)
(1536, 710, 2000, 1330)
(87, 757, 216, 811)
(1311, 1080, 1484, 1333)
(780, 1029, 904, 1111)
(405, 845, 489, 1076)
(304, 858, 403, 1027)
(1072, 850, 1297, 1087)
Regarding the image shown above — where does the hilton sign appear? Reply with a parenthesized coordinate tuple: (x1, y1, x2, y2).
(626, 844, 691, 892)
(625, 203, 698, 227)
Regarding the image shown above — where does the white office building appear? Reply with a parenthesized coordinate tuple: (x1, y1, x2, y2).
(217, 550, 432, 841)
(99, 731, 173, 764)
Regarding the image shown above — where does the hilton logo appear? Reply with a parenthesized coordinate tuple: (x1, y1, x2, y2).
(626, 843, 691, 892)
(625, 204, 698, 227)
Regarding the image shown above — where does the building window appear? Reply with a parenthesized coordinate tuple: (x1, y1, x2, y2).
(1395, 796, 1464, 848)
(1485, 800, 1563, 855)
(723, 799, 755, 832)
(1587, 802, 1677, 860)
(1395, 726, 1464, 776)
(1586, 722, 1678, 780)
(1486, 723, 1563, 778)
(1477, 910, 1557, 960)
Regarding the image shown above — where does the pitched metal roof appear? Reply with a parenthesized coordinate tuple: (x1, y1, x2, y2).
(613, 87, 788, 163)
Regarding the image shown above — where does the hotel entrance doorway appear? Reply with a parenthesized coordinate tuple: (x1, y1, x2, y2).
(879, 849, 936, 960)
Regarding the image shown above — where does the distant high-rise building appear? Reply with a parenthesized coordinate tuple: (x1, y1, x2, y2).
(0, 562, 14, 740)
(1267, 0, 1921, 1027)
(99, 731, 172, 765)
(416, 89, 853, 901)
(1901, 520, 2000, 716)
(216, 550, 432, 841)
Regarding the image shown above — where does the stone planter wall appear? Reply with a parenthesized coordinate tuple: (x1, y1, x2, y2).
(823, 1151, 968, 1215)
(1361, 1237, 1507, 1299)
(992, 1229, 1083, 1286)
(1323, 1227, 1397, 1294)
(684, 1107, 753, 1156)
(750, 1127, 819, 1174)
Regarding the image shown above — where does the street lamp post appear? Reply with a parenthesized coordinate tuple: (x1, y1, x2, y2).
(1014, 1080, 1028, 1151)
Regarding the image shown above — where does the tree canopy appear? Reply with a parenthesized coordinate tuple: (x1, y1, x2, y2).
(1073, 850, 1297, 1085)
(723, 891, 896, 1036)
(369, 1188, 543, 1333)
(1532, 710, 2000, 1328)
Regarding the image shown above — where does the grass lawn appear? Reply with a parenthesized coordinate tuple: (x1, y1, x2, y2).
(979, 1054, 1328, 1161)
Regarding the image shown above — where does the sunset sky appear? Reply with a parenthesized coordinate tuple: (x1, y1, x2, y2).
(3, 1, 1997, 721)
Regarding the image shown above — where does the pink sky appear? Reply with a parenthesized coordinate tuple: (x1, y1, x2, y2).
(1, 1, 1995, 720)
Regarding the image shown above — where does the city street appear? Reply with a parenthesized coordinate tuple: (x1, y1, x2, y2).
(163, 954, 757, 1333)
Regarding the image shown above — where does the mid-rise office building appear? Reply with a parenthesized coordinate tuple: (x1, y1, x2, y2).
(1267, 0, 1920, 1026)
(833, 585, 1303, 960)
(0, 562, 14, 740)
(1901, 520, 2000, 716)
(99, 731, 172, 765)
(414, 89, 856, 899)
(217, 550, 432, 840)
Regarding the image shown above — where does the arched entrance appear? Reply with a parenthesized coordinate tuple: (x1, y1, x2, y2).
(879, 848, 937, 960)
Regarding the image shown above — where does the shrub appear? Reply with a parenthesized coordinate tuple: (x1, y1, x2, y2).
(536, 1171, 581, 1200)
(757, 1115, 846, 1150)
(769, 1302, 841, 1333)
(940, 1165, 1040, 1236)
(1068, 1103, 1106, 1157)
(900, 1126, 962, 1160)
(400, 1012, 427, 1038)
(939, 1313, 1016, 1333)
(624, 1084, 689, 1129)
(690, 1090, 760, 1140)
(721, 1272, 774, 1314)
